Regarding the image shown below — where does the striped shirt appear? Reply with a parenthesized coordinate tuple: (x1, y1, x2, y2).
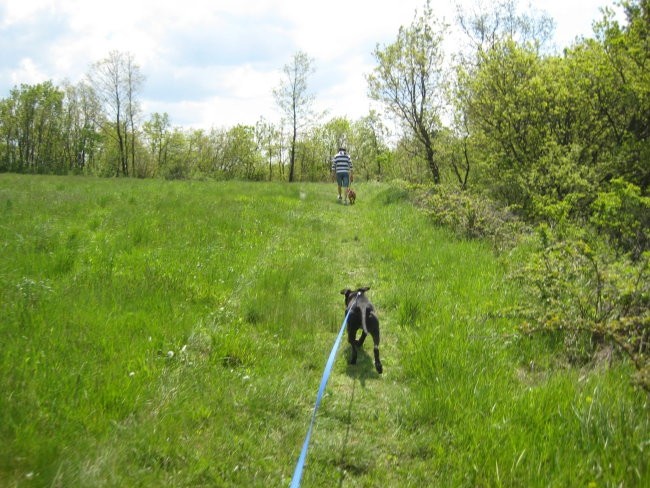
(331, 151, 353, 174)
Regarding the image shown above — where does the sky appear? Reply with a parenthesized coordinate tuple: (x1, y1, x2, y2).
(0, 0, 618, 129)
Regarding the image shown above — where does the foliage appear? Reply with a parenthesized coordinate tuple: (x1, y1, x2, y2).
(273, 51, 316, 182)
(591, 178, 650, 258)
(457, 0, 649, 222)
(367, 0, 448, 183)
(593, 0, 650, 189)
(517, 225, 650, 391)
(0, 82, 66, 173)
(411, 183, 526, 250)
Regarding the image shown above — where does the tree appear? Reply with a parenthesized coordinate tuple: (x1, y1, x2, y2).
(0, 94, 17, 171)
(594, 0, 650, 190)
(455, 0, 554, 56)
(273, 51, 315, 182)
(88, 50, 143, 176)
(352, 111, 390, 181)
(61, 80, 102, 173)
(457, 0, 649, 218)
(367, 1, 448, 183)
(255, 117, 281, 181)
(142, 112, 171, 177)
(223, 125, 263, 180)
(0, 82, 65, 173)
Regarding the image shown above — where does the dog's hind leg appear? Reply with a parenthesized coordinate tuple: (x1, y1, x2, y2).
(371, 331, 383, 374)
(347, 327, 358, 365)
(355, 330, 367, 347)
(373, 343, 382, 373)
(364, 309, 383, 374)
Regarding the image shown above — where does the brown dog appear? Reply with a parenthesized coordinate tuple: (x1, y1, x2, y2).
(347, 188, 356, 204)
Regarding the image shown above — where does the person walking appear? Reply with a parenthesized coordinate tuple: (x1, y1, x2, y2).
(331, 147, 353, 205)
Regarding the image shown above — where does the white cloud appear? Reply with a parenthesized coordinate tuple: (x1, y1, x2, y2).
(10, 58, 48, 86)
(0, 0, 618, 129)
(1, 0, 52, 26)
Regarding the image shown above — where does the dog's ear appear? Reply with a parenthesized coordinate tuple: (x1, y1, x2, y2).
(340, 288, 351, 296)
(358, 286, 370, 293)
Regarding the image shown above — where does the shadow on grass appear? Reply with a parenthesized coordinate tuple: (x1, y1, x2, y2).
(337, 347, 381, 487)
(344, 346, 381, 387)
(338, 374, 357, 488)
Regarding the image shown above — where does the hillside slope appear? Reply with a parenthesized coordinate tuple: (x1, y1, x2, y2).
(0, 175, 647, 487)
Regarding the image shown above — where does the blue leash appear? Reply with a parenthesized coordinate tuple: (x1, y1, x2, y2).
(290, 294, 359, 488)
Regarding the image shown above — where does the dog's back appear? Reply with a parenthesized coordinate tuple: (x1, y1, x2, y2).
(345, 292, 375, 333)
(340, 287, 382, 373)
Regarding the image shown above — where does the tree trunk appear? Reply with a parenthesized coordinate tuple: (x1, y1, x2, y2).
(288, 121, 297, 182)
(426, 145, 440, 184)
(421, 128, 440, 184)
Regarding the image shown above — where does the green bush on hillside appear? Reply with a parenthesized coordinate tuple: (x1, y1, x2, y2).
(411, 181, 649, 392)
(517, 227, 650, 391)
(411, 183, 526, 250)
(590, 178, 650, 259)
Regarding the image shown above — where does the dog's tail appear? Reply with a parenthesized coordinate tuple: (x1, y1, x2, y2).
(359, 302, 369, 335)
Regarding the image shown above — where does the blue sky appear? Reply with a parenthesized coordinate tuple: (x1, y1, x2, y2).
(0, 0, 616, 129)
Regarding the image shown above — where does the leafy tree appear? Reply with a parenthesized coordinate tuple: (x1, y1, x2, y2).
(142, 112, 172, 177)
(61, 81, 102, 173)
(273, 51, 316, 183)
(224, 125, 264, 180)
(459, 40, 543, 210)
(594, 0, 650, 190)
(0, 82, 65, 173)
(88, 50, 143, 176)
(255, 117, 281, 181)
(367, 1, 448, 183)
(352, 111, 390, 181)
(0, 90, 19, 172)
(458, 0, 648, 222)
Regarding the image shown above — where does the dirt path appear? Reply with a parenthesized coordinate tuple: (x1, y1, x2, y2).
(296, 182, 414, 486)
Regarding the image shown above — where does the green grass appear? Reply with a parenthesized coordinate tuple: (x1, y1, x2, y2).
(0, 174, 647, 487)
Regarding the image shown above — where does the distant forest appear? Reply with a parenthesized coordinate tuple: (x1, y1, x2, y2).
(0, 2, 646, 201)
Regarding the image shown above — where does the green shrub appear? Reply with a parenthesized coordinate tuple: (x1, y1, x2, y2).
(590, 178, 650, 259)
(411, 183, 526, 250)
(517, 226, 650, 391)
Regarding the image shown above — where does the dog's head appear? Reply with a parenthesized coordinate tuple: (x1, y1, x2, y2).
(340, 286, 370, 307)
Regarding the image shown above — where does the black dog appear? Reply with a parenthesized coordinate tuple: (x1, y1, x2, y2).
(340, 287, 383, 374)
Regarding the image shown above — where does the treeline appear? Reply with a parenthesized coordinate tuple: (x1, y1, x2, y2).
(2, 3, 647, 197)
(0, 49, 397, 183)
(0, 77, 393, 182)
(1, 3, 647, 198)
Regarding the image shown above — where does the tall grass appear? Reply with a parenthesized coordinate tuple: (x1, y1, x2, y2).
(0, 174, 647, 487)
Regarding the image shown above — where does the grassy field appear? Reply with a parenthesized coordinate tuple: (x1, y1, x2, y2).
(0, 174, 647, 487)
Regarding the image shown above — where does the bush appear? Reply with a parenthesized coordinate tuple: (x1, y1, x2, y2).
(408, 182, 649, 391)
(517, 226, 650, 391)
(411, 183, 526, 250)
(590, 178, 650, 259)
